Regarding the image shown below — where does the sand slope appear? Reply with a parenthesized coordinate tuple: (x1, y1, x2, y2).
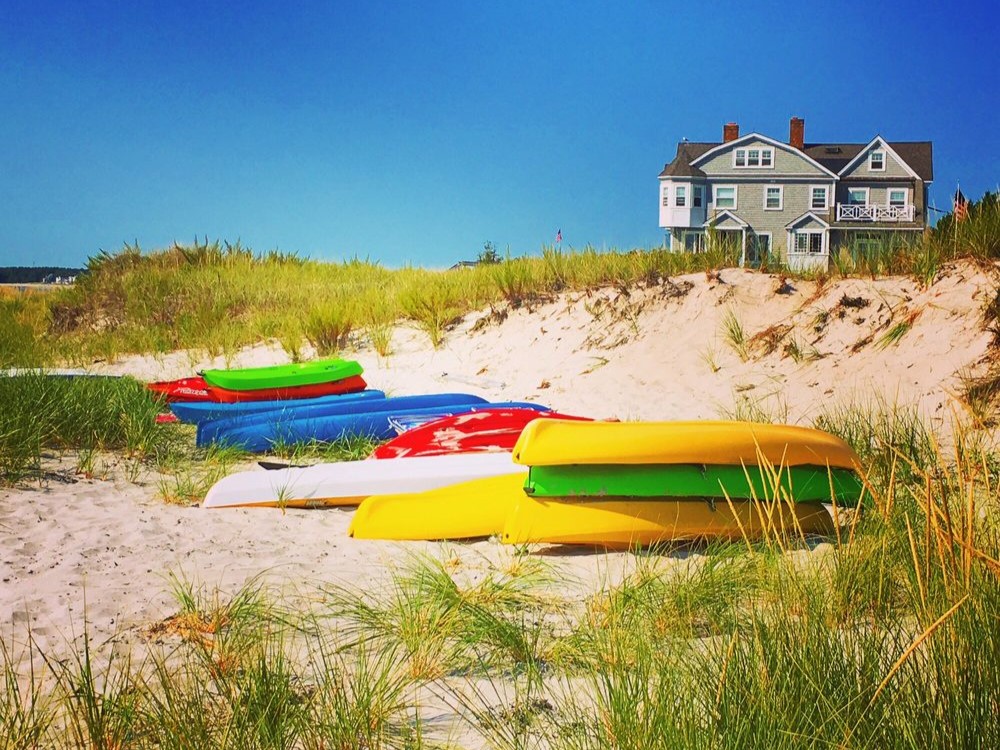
(2, 262, 996, 656)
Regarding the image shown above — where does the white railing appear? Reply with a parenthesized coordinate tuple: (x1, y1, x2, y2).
(837, 203, 915, 222)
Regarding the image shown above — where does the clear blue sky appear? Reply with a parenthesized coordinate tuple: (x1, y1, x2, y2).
(1, 0, 997, 268)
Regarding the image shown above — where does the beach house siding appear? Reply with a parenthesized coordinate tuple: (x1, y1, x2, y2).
(696, 138, 828, 178)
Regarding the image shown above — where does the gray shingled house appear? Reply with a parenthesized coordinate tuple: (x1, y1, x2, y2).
(658, 118, 933, 270)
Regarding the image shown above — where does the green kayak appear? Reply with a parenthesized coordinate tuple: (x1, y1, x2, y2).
(202, 358, 364, 391)
(525, 463, 865, 505)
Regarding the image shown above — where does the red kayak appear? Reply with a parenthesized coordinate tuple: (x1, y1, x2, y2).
(206, 374, 368, 403)
(371, 408, 591, 459)
(147, 374, 368, 403)
(147, 376, 212, 402)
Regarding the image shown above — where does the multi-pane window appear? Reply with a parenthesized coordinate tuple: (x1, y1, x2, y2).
(764, 186, 783, 210)
(693, 186, 703, 207)
(795, 232, 824, 254)
(870, 151, 885, 171)
(662, 186, 669, 206)
(811, 186, 828, 209)
(888, 189, 907, 207)
(715, 186, 736, 209)
(734, 148, 774, 168)
(676, 186, 687, 207)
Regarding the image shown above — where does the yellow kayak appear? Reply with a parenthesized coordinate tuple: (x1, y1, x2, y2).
(349, 472, 527, 540)
(501, 496, 834, 548)
(512, 420, 860, 469)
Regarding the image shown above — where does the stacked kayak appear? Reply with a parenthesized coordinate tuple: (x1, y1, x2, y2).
(372, 408, 591, 459)
(150, 358, 369, 407)
(204, 452, 525, 509)
(197, 396, 552, 451)
(350, 420, 864, 546)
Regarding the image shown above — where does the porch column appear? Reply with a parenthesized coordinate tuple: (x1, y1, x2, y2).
(740, 228, 747, 267)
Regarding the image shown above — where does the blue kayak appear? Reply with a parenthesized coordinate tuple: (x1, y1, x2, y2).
(170, 389, 387, 425)
(199, 399, 548, 451)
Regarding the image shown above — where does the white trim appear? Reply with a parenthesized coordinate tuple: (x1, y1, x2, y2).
(810, 185, 829, 210)
(733, 146, 775, 169)
(675, 184, 687, 208)
(713, 184, 738, 210)
(692, 185, 704, 208)
(763, 185, 783, 211)
(691, 132, 838, 178)
(785, 211, 831, 229)
(789, 229, 828, 256)
(846, 186, 870, 205)
(886, 186, 909, 207)
(869, 150, 886, 171)
(661, 184, 669, 207)
(838, 136, 921, 180)
(703, 209, 748, 228)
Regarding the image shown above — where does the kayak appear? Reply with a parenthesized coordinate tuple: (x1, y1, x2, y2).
(350, 472, 528, 540)
(147, 377, 212, 402)
(501, 496, 835, 548)
(202, 358, 363, 391)
(197, 399, 549, 451)
(207, 374, 368, 403)
(170, 388, 386, 425)
(525, 463, 864, 504)
(372, 408, 590, 459)
(512, 420, 861, 469)
(202, 452, 524, 509)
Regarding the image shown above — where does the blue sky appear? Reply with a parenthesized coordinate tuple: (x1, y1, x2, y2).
(1, 0, 997, 268)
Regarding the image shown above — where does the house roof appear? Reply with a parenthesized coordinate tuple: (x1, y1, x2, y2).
(660, 137, 933, 181)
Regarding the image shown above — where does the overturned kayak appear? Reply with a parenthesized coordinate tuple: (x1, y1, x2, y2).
(501, 496, 835, 548)
(349, 472, 528, 540)
(203, 452, 524, 509)
(202, 358, 363, 391)
(372, 408, 590, 459)
(171, 388, 386, 425)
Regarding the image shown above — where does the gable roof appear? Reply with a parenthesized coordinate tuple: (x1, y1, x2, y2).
(832, 136, 925, 180)
(662, 134, 933, 182)
(690, 133, 838, 178)
(785, 211, 831, 229)
(704, 210, 748, 228)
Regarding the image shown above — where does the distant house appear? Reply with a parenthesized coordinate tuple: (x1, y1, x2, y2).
(658, 118, 933, 270)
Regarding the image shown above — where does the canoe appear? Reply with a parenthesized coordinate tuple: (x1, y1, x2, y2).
(147, 377, 212, 402)
(202, 452, 523, 509)
(371, 408, 591, 459)
(170, 388, 386, 425)
(512, 420, 861, 469)
(501, 496, 834, 548)
(197, 399, 548, 451)
(201, 358, 363, 391)
(525, 463, 864, 505)
(349, 472, 527, 540)
(206, 374, 368, 403)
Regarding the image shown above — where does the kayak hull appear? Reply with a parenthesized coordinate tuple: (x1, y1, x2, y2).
(170, 389, 386, 425)
(502, 496, 835, 548)
(202, 358, 363, 391)
(207, 375, 368, 403)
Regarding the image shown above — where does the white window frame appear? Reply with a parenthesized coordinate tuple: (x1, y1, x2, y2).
(810, 185, 829, 210)
(887, 187, 909, 207)
(714, 185, 738, 210)
(662, 185, 669, 207)
(692, 185, 703, 208)
(733, 147, 774, 169)
(791, 230, 826, 255)
(676, 185, 687, 208)
(869, 150, 886, 171)
(763, 186, 783, 211)
(847, 187, 870, 205)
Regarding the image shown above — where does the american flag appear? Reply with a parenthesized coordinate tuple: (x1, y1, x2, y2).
(555, 229, 562, 243)
(953, 188, 969, 222)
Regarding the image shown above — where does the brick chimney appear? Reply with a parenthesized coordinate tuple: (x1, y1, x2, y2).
(723, 122, 740, 143)
(789, 117, 805, 149)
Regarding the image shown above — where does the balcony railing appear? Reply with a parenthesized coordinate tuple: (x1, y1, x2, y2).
(837, 203, 915, 222)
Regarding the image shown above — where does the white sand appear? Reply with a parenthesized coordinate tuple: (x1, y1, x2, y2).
(2, 262, 996, 658)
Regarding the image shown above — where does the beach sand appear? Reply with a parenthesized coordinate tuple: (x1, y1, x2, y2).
(2, 262, 995, 665)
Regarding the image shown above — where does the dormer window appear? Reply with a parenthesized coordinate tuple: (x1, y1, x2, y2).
(870, 150, 885, 171)
(734, 147, 774, 168)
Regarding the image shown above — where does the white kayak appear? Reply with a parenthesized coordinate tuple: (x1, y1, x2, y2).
(202, 452, 526, 509)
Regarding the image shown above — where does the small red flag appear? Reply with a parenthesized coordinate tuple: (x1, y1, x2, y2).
(555, 229, 562, 243)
